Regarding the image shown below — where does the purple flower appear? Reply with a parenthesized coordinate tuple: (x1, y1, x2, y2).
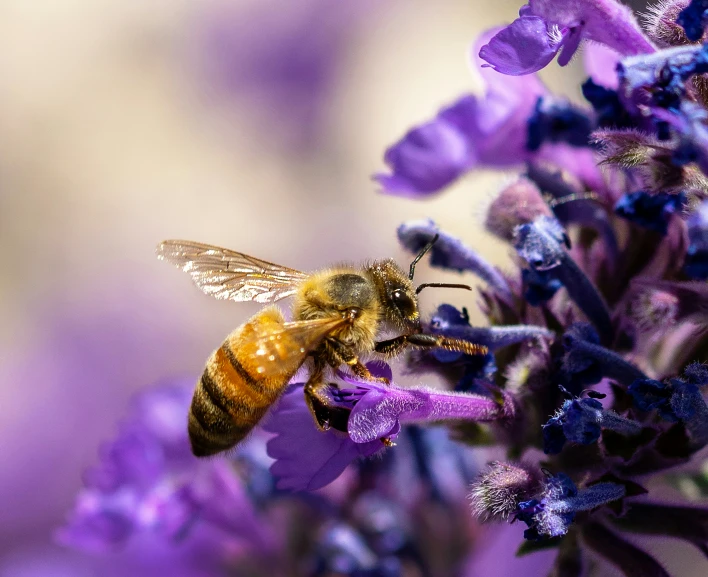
(479, 0, 654, 76)
(265, 362, 514, 491)
(542, 394, 643, 454)
(373, 117, 472, 197)
(526, 97, 594, 151)
(629, 362, 708, 449)
(514, 473, 626, 540)
(57, 379, 273, 554)
(375, 30, 546, 197)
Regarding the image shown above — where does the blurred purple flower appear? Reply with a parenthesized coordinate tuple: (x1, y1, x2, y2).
(479, 0, 654, 75)
(57, 378, 275, 554)
(197, 0, 370, 149)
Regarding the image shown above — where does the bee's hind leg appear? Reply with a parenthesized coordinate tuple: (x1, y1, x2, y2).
(303, 362, 350, 433)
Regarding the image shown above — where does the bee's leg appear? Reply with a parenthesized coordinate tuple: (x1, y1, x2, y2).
(375, 333, 488, 356)
(323, 338, 390, 385)
(303, 361, 350, 432)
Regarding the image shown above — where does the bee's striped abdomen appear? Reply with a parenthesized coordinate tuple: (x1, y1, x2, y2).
(188, 307, 293, 457)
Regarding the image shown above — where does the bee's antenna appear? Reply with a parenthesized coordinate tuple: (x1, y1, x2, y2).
(416, 282, 472, 295)
(409, 234, 440, 280)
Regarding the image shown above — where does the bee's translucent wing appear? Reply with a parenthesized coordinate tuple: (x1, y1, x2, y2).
(240, 316, 347, 377)
(157, 240, 308, 303)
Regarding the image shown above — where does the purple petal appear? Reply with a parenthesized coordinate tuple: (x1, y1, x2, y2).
(374, 117, 471, 197)
(479, 15, 561, 75)
(264, 385, 382, 491)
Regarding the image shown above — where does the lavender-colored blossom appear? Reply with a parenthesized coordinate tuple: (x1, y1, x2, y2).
(264, 362, 512, 491)
(515, 473, 626, 540)
(542, 394, 643, 454)
(479, 0, 654, 76)
(373, 118, 471, 197)
(57, 379, 274, 555)
(264, 383, 384, 492)
(629, 362, 708, 449)
(375, 30, 546, 197)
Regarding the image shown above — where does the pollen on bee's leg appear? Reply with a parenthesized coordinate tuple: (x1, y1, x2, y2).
(381, 437, 396, 447)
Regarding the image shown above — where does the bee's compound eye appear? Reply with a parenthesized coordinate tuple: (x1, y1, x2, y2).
(390, 288, 415, 318)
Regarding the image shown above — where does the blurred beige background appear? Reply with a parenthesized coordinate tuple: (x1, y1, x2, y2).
(2, 1, 704, 576)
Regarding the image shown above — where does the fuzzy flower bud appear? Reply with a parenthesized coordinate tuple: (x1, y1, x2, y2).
(469, 462, 541, 522)
(485, 177, 553, 241)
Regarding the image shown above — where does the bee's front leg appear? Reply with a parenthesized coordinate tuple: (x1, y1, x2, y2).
(375, 333, 488, 356)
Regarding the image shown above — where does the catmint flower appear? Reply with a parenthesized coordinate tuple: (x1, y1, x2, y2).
(479, 0, 655, 76)
(397, 219, 513, 300)
(629, 362, 708, 449)
(614, 191, 685, 234)
(514, 473, 626, 540)
(542, 393, 644, 454)
(514, 217, 614, 342)
(265, 362, 513, 491)
(685, 198, 708, 277)
(677, 0, 708, 41)
(57, 379, 274, 553)
(582, 78, 635, 129)
(630, 278, 708, 330)
(373, 117, 472, 197)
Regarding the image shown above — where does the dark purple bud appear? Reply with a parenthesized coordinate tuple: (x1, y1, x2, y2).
(614, 191, 685, 235)
(526, 96, 594, 151)
(542, 395, 643, 454)
(515, 473, 625, 541)
(582, 78, 634, 129)
(485, 177, 552, 242)
(677, 0, 708, 42)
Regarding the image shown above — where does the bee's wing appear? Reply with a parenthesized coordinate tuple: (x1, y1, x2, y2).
(157, 240, 309, 303)
(241, 316, 348, 377)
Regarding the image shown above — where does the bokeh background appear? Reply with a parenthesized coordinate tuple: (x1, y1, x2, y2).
(5, 0, 701, 576)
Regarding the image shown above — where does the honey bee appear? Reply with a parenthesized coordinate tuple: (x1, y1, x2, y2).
(157, 238, 487, 457)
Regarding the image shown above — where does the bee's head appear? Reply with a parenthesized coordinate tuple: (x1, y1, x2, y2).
(369, 234, 473, 333)
(367, 259, 421, 332)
